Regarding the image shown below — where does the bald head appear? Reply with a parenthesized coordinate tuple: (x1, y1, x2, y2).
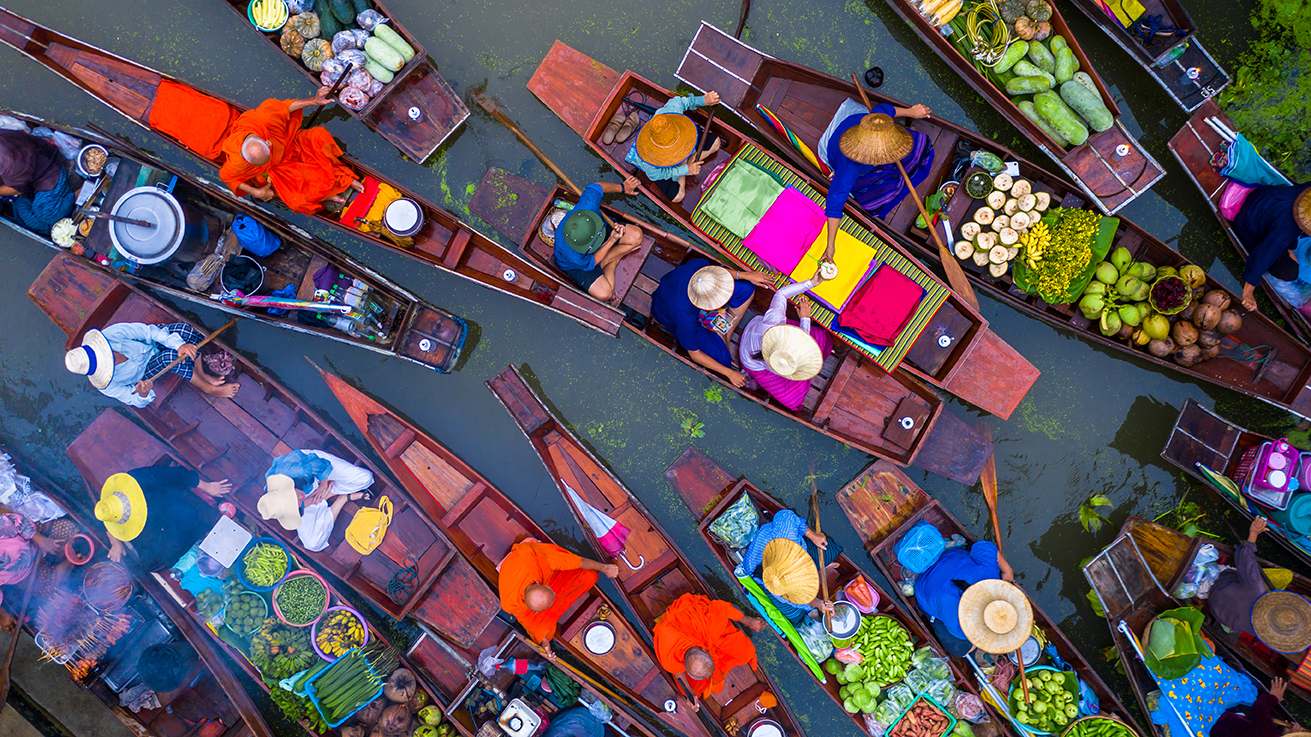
(684, 646, 715, 680)
(242, 136, 271, 166)
(525, 583, 556, 612)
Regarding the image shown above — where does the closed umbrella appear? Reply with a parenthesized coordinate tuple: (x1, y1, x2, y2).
(562, 482, 644, 571)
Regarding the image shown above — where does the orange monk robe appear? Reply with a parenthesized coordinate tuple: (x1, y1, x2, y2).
(498, 540, 598, 644)
(218, 98, 356, 215)
(654, 593, 758, 698)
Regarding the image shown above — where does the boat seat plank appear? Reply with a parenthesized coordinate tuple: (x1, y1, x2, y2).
(528, 41, 619, 136)
(633, 562, 691, 622)
(835, 461, 931, 548)
(399, 440, 477, 512)
(546, 435, 627, 509)
(676, 23, 762, 109)
(663, 447, 737, 523)
(909, 409, 992, 484)
(440, 481, 487, 527)
(407, 555, 500, 646)
(940, 326, 1041, 421)
(66, 410, 178, 495)
(623, 287, 652, 317)
(904, 300, 972, 378)
(487, 369, 553, 435)
(811, 351, 859, 424)
(26, 253, 118, 337)
(1162, 400, 1240, 473)
(465, 248, 536, 290)
(623, 548, 684, 601)
(0, 10, 36, 53)
(549, 289, 624, 335)
(367, 64, 470, 162)
(441, 230, 471, 268)
(193, 383, 281, 453)
(64, 55, 154, 120)
(458, 495, 532, 568)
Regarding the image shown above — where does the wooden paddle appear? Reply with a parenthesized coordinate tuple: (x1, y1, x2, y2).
(848, 74, 980, 312)
(143, 319, 237, 383)
(735, 0, 752, 38)
(0, 562, 42, 712)
(976, 420, 1003, 553)
(305, 63, 354, 128)
(809, 466, 831, 630)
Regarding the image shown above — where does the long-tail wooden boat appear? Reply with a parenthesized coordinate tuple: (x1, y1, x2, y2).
(29, 253, 499, 647)
(1167, 100, 1311, 342)
(488, 364, 807, 737)
(527, 41, 1040, 422)
(872, 2, 1164, 213)
(314, 365, 717, 737)
(1084, 519, 1295, 737)
(663, 446, 991, 734)
(834, 460, 1143, 736)
(0, 5, 625, 338)
(1, 109, 466, 372)
(1061, 0, 1228, 111)
(471, 170, 991, 484)
(1161, 397, 1311, 571)
(674, 25, 1311, 420)
(214, 0, 468, 162)
(2, 442, 272, 737)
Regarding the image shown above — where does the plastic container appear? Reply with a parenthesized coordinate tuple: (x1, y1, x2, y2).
(272, 569, 329, 627)
(311, 605, 370, 661)
(247, 0, 288, 32)
(236, 537, 292, 592)
(842, 576, 881, 614)
(1240, 441, 1298, 510)
(305, 647, 385, 728)
(224, 591, 268, 638)
(887, 694, 957, 737)
(1299, 452, 1311, 492)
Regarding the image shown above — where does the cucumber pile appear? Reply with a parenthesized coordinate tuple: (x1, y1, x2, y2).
(310, 642, 398, 725)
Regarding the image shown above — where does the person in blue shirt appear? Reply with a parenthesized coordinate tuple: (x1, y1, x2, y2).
(555, 176, 644, 301)
(1234, 184, 1311, 312)
(914, 540, 1014, 656)
(734, 508, 840, 623)
(625, 91, 723, 203)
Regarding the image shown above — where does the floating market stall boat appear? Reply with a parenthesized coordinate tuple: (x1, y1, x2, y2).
(0, 5, 626, 338)
(835, 460, 1143, 736)
(29, 253, 499, 647)
(663, 445, 993, 735)
(314, 365, 718, 737)
(527, 41, 1041, 423)
(1166, 100, 1311, 342)
(0, 110, 466, 372)
(468, 170, 992, 484)
(215, 0, 467, 162)
(488, 364, 807, 737)
(674, 24, 1311, 419)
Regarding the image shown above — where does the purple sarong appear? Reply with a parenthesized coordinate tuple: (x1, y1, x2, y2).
(745, 320, 833, 410)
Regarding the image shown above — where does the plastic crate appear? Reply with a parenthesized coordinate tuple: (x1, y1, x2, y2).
(887, 694, 957, 737)
(305, 647, 385, 728)
(1231, 444, 1263, 486)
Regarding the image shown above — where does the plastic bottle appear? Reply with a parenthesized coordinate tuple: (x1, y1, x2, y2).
(497, 658, 547, 675)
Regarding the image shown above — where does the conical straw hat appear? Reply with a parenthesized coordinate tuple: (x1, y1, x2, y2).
(1295, 188, 1311, 237)
(1252, 589, 1311, 653)
(761, 324, 823, 380)
(635, 114, 697, 168)
(688, 265, 735, 310)
(959, 580, 1034, 654)
(839, 113, 912, 166)
(761, 538, 819, 604)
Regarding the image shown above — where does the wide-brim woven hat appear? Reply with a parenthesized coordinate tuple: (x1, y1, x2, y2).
(959, 580, 1034, 654)
(761, 538, 819, 604)
(1252, 589, 1311, 653)
(65, 328, 114, 390)
(762, 324, 823, 380)
(258, 474, 302, 531)
(839, 113, 913, 166)
(1295, 188, 1311, 236)
(96, 473, 148, 542)
(635, 113, 697, 168)
(688, 265, 735, 310)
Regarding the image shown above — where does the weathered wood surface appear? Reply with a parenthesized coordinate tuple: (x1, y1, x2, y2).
(526, 40, 620, 136)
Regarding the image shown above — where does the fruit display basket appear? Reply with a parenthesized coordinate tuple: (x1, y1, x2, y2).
(236, 537, 292, 592)
(225, 591, 268, 638)
(272, 569, 329, 627)
(312, 605, 370, 661)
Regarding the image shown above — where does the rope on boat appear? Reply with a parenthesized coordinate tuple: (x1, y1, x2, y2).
(387, 555, 419, 604)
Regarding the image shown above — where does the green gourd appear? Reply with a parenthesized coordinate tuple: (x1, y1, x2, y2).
(365, 58, 394, 84)
(371, 24, 415, 62)
(1049, 34, 1068, 54)
(1034, 91, 1089, 146)
(994, 41, 1028, 74)
(1054, 47, 1078, 84)
(1012, 60, 1054, 86)
(1005, 76, 1052, 96)
(1019, 100, 1069, 148)
(1072, 71, 1097, 94)
(1027, 41, 1056, 74)
(364, 36, 404, 71)
(1059, 80, 1113, 132)
(318, 7, 342, 37)
(351, 0, 371, 14)
(328, 0, 355, 25)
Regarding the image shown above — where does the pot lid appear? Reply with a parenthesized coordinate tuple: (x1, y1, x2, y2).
(583, 621, 616, 654)
(384, 198, 422, 232)
(110, 187, 183, 264)
(749, 720, 784, 737)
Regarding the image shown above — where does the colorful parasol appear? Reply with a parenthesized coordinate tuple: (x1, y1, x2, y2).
(1195, 462, 1248, 511)
(562, 482, 645, 571)
(211, 291, 352, 314)
(757, 104, 831, 177)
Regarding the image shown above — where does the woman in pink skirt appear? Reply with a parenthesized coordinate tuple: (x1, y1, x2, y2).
(738, 268, 833, 410)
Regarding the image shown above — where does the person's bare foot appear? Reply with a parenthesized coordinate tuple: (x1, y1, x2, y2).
(208, 381, 240, 399)
(700, 137, 722, 160)
(673, 177, 686, 204)
(350, 180, 365, 193)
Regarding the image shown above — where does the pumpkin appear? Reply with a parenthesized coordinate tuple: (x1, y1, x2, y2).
(289, 12, 321, 39)
(1031, 21, 1052, 40)
(280, 28, 306, 57)
(301, 38, 334, 72)
(1013, 15, 1036, 39)
(1026, 0, 1053, 21)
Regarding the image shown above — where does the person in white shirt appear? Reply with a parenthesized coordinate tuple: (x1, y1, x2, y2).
(256, 449, 374, 552)
(64, 322, 239, 408)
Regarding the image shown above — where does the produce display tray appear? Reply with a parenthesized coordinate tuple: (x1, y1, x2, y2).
(888, 693, 957, 737)
(305, 646, 385, 728)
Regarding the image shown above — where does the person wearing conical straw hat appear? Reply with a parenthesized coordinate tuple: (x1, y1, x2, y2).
(739, 264, 835, 409)
(97, 466, 232, 573)
(735, 509, 843, 622)
(624, 90, 724, 203)
(64, 322, 240, 408)
(551, 176, 645, 301)
(958, 580, 1032, 657)
(257, 448, 374, 552)
(1207, 517, 1285, 637)
(1251, 589, 1311, 654)
(818, 102, 934, 263)
(915, 536, 1014, 656)
(650, 258, 774, 388)
(1233, 182, 1311, 313)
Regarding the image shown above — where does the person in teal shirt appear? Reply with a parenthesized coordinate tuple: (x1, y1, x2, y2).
(625, 91, 723, 203)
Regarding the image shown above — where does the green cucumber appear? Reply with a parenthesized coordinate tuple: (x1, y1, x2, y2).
(1027, 41, 1056, 74)
(371, 23, 415, 62)
(1054, 47, 1078, 84)
(1049, 34, 1068, 54)
(364, 36, 404, 71)
(328, 0, 355, 24)
(365, 58, 394, 83)
(318, 7, 342, 37)
(1073, 71, 1097, 94)
(1019, 100, 1069, 148)
(1012, 60, 1055, 86)
(351, 0, 371, 14)
(1059, 80, 1113, 132)
(1034, 91, 1089, 146)
(994, 40, 1028, 74)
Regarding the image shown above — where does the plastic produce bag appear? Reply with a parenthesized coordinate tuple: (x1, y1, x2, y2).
(954, 693, 986, 723)
(332, 29, 369, 53)
(864, 714, 888, 737)
(0, 115, 29, 132)
(0, 454, 66, 523)
(285, 0, 314, 12)
(709, 493, 759, 548)
(336, 49, 367, 69)
(885, 684, 915, 712)
(356, 9, 387, 30)
(32, 127, 80, 160)
(928, 681, 957, 709)
(895, 521, 946, 574)
(875, 699, 904, 726)
(339, 86, 371, 111)
(799, 617, 834, 662)
(905, 668, 933, 695)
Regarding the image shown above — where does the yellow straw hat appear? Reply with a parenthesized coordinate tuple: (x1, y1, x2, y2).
(258, 474, 302, 531)
(761, 324, 823, 380)
(1295, 188, 1311, 237)
(688, 265, 735, 310)
(839, 113, 913, 166)
(635, 114, 697, 168)
(1252, 590, 1311, 653)
(761, 538, 819, 604)
(959, 580, 1034, 654)
(96, 473, 148, 542)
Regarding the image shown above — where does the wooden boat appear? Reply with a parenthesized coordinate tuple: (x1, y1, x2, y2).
(662, 445, 989, 734)
(527, 41, 1041, 422)
(674, 25, 1311, 419)
(1062, 0, 1229, 111)
(834, 460, 1143, 736)
(872, 2, 1165, 213)
(0, 5, 625, 338)
(470, 170, 992, 484)
(1083, 519, 1295, 737)
(29, 253, 500, 647)
(488, 364, 807, 737)
(1161, 397, 1311, 571)
(0, 109, 466, 372)
(314, 364, 717, 737)
(1167, 100, 1311, 342)
(214, 0, 468, 162)
(1, 442, 272, 737)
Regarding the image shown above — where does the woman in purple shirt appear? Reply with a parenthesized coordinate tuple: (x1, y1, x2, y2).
(0, 129, 76, 234)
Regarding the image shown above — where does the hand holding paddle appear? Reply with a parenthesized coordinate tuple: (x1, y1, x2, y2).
(809, 465, 831, 629)
(141, 319, 237, 386)
(306, 66, 354, 128)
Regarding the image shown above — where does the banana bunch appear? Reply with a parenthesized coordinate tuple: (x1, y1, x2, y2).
(966, 0, 1011, 64)
(316, 610, 367, 658)
(250, 0, 287, 30)
(917, 0, 963, 26)
(1021, 221, 1050, 271)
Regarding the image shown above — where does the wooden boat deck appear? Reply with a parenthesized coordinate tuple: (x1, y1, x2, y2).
(315, 366, 714, 737)
(835, 460, 1142, 736)
(527, 41, 1040, 422)
(0, 6, 624, 338)
(664, 446, 990, 735)
(29, 253, 498, 646)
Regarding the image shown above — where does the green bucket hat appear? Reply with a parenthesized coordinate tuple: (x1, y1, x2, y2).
(1144, 606, 1210, 680)
(561, 210, 605, 254)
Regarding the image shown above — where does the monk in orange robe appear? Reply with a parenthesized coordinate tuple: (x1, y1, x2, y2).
(498, 539, 619, 659)
(653, 593, 766, 710)
(218, 87, 362, 215)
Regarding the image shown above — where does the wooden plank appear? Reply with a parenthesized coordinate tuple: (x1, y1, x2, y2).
(662, 447, 736, 522)
(835, 461, 931, 549)
(469, 168, 552, 245)
(527, 40, 620, 135)
(400, 440, 477, 512)
(908, 409, 992, 484)
(940, 327, 1042, 421)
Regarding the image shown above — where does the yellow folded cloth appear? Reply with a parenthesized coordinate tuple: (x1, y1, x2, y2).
(788, 224, 877, 311)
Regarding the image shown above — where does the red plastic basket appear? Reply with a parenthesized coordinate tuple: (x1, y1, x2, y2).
(271, 569, 329, 627)
(1231, 444, 1263, 485)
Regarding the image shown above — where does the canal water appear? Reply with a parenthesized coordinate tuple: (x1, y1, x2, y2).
(0, 0, 1301, 732)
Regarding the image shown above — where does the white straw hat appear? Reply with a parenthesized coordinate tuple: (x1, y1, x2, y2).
(959, 580, 1034, 654)
(258, 474, 302, 530)
(65, 329, 114, 389)
(688, 265, 735, 310)
(761, 324, 823, 380)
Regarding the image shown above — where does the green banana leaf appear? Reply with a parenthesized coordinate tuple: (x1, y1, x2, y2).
(1012, 210, 1118, 305)
(737, 575, 825, 681)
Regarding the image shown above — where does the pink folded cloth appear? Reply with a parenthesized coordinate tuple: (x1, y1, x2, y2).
(742, 187, 827, 274)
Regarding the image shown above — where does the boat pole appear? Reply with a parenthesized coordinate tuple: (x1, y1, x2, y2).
(143, 319, 237, 383)
(975, 419, 1030, 704)
(305, 63, 354, 128)
(809, 466, 831, 630)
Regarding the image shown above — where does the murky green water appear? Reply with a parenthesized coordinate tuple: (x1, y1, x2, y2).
(0, 0, 1304, 732)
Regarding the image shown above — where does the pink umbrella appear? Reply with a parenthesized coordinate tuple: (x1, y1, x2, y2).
(563, 482, 645, 571)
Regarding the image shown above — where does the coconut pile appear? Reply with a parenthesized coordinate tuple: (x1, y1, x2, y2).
(954, 173, 1051, 278)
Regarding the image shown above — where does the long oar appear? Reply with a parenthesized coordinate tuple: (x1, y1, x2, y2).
(143, 319, 237, 383)
(848, 74, 979, 312)
(809, 464, 831, 630)
(305, 63, 354, 128)
(0, 562, 42, 712)
(976, 420, 1003, 552)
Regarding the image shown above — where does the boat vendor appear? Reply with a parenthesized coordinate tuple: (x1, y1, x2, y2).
(98, 467, 233, 572)
(820, 105, 933, 263)
(1234, 184, 1311, 312)
(1210, 676, 1288, 737)
(0, 510, 64, 631)
(554, 176, 645, 301)
(623, 90, 723, 204)
(218, 88, 364, 215)
(64, 323, 240, 408)
(1207, 518, 1272, 636)
(498, 539, 619, 660)
(650, 259, 773, 388)
(734, 508, 839, 622)
(653, 592, 765, 712)
(0, 129, 76, 235)
(257, 449, 374, 553)
(914, 539, 1014, 656)
(738, 264, 833, 409)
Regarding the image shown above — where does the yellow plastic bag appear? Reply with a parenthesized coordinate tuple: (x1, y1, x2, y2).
(345, 496, 392, 554)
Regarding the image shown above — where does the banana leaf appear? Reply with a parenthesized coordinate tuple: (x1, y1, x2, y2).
(737, 575, 825, 681)
(1012, 209, 1118, 304)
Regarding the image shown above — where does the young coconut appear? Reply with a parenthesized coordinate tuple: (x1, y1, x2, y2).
(1033, 191, 1051, 211)
(993, 173, 1014, 191)
(1172, 321, 1199, 347)
(409, 690, 429, 712)
(1010, 211, 1031, 230)
(1179, 301, 1199, 323)
(989, 245, 1010, 264)
(954, 240, 975, 260)
(960, 222, 982, 241)
(1007, 246, 1020, 260)
(1201, 290, 1231, 311)
(1218, 310, 1243, 334)
(1017, 193, 1037, 212)
(989, 261, 1009, 278)
(987, 191, 1007, 210)
(1202, 344, 1221, 360)
(1148, 338, 1175, 358)
(371, 727, 388, 737)
(342, 727, 366, 737)
(1196, 330, 1222, 349)
(1131, 328, 1151, 346)
(1003, 198, 1020, 216)
(357, 699, 385, 726)
(1011, 179, 1032, 197)
(973, 251, 991, 267)
(380, 704, 413, 737)
(1192, 302, 1222, 331)
(992, 214, 1011, 232)
(1174, 344, 1204, 367)
(1178, 264, 1207, 289)
(385, 669, 418, 703)
(998, 228, 1020, 246)
(974, 207, 995, 226)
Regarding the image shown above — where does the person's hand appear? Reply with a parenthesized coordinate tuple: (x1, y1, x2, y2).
(133, 379, 154, 398)
(812, 263, 833, 284)
(742, 616, 767, 633)
(108, 538, 126, 562)
(726, 370, 746, 388)
(311, 86, 334, 106)
(622, 176, 640, 195)
(906, 104, 931, 119)
(541, 641, 556, 661)
(601, 563, 620, 578)
(177, 344, 199, 362)
(822, 245, 836, 265)
(34, 534, 60, 557)
(739, 270, 774, 287)
(805, 529, 828, 549)
(253, 185, 276, 202)
(1242, 294, 1258, 311)
(704, 91, 721, 106)
(685, 696, 701, 714)
(1249, 517, 1269, 543)
(688, 160, 703, 176)
(1271, 676, 1288, 701)
(607, 224, 625, 245)
(799, 298, 813, 321)
(199, 479, 233, 497)
(305, 481, 335, 506)
(816, 600, 835, 615)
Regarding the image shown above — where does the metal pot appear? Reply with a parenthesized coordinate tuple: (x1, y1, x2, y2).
(748, 719, 784, 737)
(383, 197, 424, 237)
(110, 185, 210, 264)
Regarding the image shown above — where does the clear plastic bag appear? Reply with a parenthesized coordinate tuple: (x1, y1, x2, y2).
(885, 684, 915, 712)
(864, 714, 888, 737)
(905, 668, 933, 694)
(0, 453, 65, 522)
(709, 493, 759, 548)
(285, 0, 314, 12)
(911, 646, 938, 668)
(339, 86, 371, 111)
(799, 617, 834, 661)
(928, 681, 957, 709)
(336, 49, 367, 69)
(355, 9, 387, 30)
(875, 699, 904, 726)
